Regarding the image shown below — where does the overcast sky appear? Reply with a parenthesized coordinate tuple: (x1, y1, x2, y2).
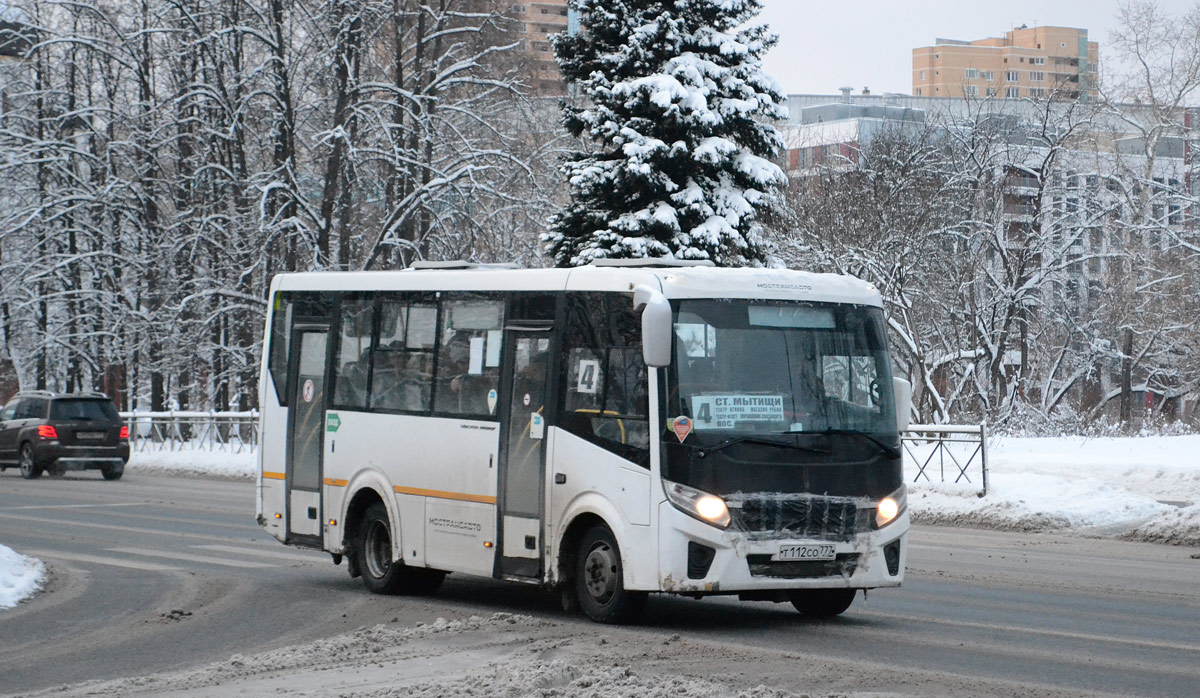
(756, 0, 1129, 96)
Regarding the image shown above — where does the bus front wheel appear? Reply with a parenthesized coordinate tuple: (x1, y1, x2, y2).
(788, 588, 857, 618)
(357, 502, 444, 596)
(574, 525, 646, 624)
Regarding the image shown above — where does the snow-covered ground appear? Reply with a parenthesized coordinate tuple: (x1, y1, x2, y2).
(2, 434, 1198, 612)
(119, 447, 256, 479)
(907, 434, 1200, 546)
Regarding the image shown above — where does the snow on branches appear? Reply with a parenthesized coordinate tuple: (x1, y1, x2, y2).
(546, 0, 787, 267)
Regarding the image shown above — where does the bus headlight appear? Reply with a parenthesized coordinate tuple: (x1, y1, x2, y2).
(663, 479, 730, 529)
(875, 485, 907, 528)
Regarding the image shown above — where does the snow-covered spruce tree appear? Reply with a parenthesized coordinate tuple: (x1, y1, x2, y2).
(547, 0, 787, 267)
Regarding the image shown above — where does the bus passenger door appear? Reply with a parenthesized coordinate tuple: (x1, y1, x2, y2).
(285, 324, 329, 545)
(497, 328, 551, 578)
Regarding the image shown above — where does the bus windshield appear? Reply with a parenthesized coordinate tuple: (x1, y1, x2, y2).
(667, 299, 897, 440)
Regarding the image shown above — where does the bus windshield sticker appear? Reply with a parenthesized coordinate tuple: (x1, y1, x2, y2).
(576, 359, 601, 394)
(485, 330, 502, 367)
(530, 413, 545, 440)
(487, 389, 498, 414)
(691, 395, 785, 430)
(672, 416, 692, 442)
(468, 337, 485, 375)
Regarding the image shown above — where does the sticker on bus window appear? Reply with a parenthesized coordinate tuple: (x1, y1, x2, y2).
(576, 359, 601, 394)
(302, 379, 315, 403)
(530, 413, 545, 440)
(468, 337, 485, 375)
(485, 330, 502, 367)
(672, 416, 692, 442)
(691, 395, 785, 430)
(487, 389, 498, 414)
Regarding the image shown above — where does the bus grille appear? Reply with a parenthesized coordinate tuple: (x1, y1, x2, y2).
(728, 494, 867, 542)
(746, 553, 860, 579)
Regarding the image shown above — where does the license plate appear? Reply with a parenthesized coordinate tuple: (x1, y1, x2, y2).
(774, 543, 836, 561)
(76, 431, 105, 440)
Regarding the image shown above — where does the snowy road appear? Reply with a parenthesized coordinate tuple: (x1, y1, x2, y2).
(1, 471, 1198, 697)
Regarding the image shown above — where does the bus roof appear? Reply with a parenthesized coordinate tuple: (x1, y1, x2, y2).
(270, 265, 883, 307)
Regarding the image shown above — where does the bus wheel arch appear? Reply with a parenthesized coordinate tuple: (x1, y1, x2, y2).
(558, 515, 647, 624)
(357, 501, 406, 594)
(343, 486, 389, 579)
(555, 513, 604, 591)
(346, 490, 444, 596)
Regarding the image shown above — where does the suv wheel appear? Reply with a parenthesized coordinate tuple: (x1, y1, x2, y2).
(102, 465, 124, 481)
(18, 443, 42, 479)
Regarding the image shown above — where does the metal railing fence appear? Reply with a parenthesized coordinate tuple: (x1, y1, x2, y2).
(119, 411, 258, 454)
(900, 423, 989, 496)
(115, 411, 986, 491)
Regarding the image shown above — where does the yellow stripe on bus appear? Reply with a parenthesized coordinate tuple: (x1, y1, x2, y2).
(393, 486, 496, 504)
(323, 478, 348, 487)
(262, 471, 286, 480)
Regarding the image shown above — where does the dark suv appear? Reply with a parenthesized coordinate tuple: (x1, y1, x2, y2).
(0, 392, 129, 480)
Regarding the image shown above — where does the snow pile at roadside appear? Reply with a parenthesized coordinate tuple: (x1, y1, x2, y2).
(0, 544, 44, 609)
(906, 435, 1200, 544)
(12, 614, 805, 698)
(126, 449, 255, 479)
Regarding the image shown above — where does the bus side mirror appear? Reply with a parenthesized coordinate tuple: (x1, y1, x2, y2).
(633, 285, 672, 368)
(892, 377, 912, 432)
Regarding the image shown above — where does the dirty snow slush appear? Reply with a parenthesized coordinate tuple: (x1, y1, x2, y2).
(9, 613, 1121, 698)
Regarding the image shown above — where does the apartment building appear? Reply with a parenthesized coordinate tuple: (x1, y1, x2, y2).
(507, 1, 571, 94)
(913, 25, 1099, 101)
(779, 91, 1198, 422)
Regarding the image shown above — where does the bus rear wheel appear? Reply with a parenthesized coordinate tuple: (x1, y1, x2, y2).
(357, 502, 444, 596)
(574, 525, 646, 624)
(788, 588, 857, 618)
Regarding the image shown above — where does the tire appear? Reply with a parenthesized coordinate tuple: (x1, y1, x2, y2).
(18, 443, 42, 480)
(102, 466, 124, 481)
(574, 525, 647, 624)
(356, 502, 444, 595)
(788, 588, 857, 618)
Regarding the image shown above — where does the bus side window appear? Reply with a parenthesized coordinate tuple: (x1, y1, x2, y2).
(433, 298, 503, 418)
(332, 299, 374, 409)
(560, 293, 650, 467)
(267, 294, 293, 404)
(371, 302, 435, 412)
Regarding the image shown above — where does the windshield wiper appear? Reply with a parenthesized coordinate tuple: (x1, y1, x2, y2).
(777, 429, 901, 459)
(693, 436, 830, 458)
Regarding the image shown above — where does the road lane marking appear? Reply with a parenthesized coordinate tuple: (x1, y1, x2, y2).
(856, 609, 1200, 653)
(0, 512, 233, 541)
(192, 544, 326, 563)
(4, 502, 145, 511)
(26, 549, 180, 572)
(108, 547, 276, 569)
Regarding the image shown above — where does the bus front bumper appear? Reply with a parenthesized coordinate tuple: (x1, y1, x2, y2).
(655, 502, 908, 595)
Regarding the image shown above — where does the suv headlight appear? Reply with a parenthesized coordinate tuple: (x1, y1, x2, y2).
(663, 479, 730, 529)
(875, 484, 907, 528)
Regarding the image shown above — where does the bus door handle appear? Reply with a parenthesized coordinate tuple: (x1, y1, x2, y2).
(554, 473, 566, 485)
